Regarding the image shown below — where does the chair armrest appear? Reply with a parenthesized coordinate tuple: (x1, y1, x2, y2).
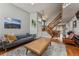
(63, 39, 75, 45)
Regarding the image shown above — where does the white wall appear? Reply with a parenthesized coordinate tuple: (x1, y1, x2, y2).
(72, 16, 79, 34)
(30, 12, 37, 34)
(65, 16, 79, 34)
(0, 3, 30, 35)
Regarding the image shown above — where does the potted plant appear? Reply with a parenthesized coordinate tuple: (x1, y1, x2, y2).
(32, 19, 36, 28)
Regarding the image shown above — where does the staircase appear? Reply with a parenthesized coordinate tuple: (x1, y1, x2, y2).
(43, 12, 62, 38)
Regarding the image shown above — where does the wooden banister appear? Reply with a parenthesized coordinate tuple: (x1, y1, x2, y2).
(48, 13, 62, 27)
(45, 12, 62, 38)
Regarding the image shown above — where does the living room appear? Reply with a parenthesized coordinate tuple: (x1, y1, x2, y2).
(0, 3, 79, 56)
(0, 3, 63, 56)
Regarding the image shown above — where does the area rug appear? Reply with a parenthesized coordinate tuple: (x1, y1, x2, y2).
(2, 42, 67, 56)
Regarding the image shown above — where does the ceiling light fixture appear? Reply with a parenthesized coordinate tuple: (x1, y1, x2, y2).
(41, 10, 48, 31)
(42, 10, 48, 21)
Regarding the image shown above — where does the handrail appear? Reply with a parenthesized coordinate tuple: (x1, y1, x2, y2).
(45, 12, 62, 37)
(48, 13, 62, 27)
(48, 13, 62, 29)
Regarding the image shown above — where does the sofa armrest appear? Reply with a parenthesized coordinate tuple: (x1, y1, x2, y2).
(63, 39, 75, 45)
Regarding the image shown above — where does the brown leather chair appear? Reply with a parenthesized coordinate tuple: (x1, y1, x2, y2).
(63, 38, 76, 46)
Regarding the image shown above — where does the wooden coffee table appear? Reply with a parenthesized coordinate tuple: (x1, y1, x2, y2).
(24, 37, 51, 56)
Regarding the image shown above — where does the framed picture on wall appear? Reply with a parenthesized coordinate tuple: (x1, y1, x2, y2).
(73, 20, 77, 28)
(3, 17, 21, 29)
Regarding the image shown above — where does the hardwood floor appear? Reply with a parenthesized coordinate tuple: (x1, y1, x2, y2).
(66, 45, 79, 56)
(51, 39, 79, 56)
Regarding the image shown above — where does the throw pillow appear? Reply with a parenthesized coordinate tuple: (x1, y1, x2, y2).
(4, 34, 17, 43)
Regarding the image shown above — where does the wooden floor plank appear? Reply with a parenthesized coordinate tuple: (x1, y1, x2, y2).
(66, 45, 79, 56)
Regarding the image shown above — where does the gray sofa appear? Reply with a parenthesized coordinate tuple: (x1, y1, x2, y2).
(0, 33, 36, 50)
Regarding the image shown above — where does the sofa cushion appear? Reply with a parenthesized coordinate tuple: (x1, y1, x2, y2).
(63, 39, 76, 45)
(16, 33, 31, 40)
(26, 33, 30, 37)
(16, 35, 26, 39)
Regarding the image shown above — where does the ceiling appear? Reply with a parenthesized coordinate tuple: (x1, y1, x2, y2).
(13, 3, 79, 25)
(13, 3, 62, 20)
(62, 3, 79, 23)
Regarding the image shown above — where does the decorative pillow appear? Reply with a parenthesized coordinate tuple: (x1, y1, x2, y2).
(4, 34, 16, 43)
